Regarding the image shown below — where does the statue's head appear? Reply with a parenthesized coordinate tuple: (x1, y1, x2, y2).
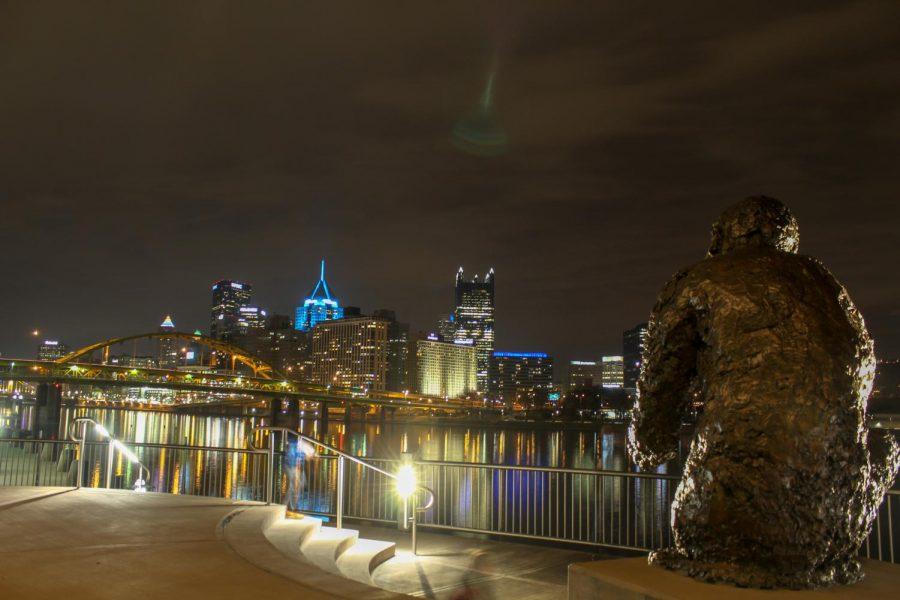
(708, 196, 799, 256)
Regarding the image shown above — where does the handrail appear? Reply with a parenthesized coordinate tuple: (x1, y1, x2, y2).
(412, 458, 683, 479)
(71, 417, 150, 490)
(251, 426, 435, 554)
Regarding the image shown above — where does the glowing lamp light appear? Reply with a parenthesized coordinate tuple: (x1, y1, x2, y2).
(395, 464, 417, 499)
(113, 440, 141, 464)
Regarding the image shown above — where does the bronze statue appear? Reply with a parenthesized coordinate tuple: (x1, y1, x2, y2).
(629, 196, 899, 588)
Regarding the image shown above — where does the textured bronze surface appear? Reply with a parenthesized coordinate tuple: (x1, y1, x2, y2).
(629, 197, 899, 589)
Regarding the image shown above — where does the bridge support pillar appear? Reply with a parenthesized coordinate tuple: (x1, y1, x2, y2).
(343, 402, 352, 424)
(35, 383, 62, 439)
(318, 401, 329, 427)
(271, 398, 298, 429)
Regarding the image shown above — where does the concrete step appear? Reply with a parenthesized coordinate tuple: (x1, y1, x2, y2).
(264, 516, 322, 560)
(336, 537, 397, 584)
(301, 526, 359, 573)
(219, 505, 406, 598)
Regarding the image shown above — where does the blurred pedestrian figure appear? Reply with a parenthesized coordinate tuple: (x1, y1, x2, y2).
(284, 438, 307, 514)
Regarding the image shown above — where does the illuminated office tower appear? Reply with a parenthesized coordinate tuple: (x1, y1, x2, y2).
(157, 315, 178, 369)
(601, 355, 624, 388)
(237, 306, 267, 334)
(295, 260, 344, 332)
(567, 360, 602, 391)
(622, 322, 649, 392)
(416, 335, 476, 399)
(210, 280, 252, 342)
(309, 316, 389, 391)
(489, 351, 554, 408)
(452, 267, 495, 392)
(37, 339, 68, 361)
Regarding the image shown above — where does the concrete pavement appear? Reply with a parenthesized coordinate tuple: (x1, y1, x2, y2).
(0, 487, 602, 599)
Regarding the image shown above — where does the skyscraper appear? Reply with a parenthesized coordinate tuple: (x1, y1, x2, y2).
(157, 315, 178, 369)
(210, 280, 252, 342)
(416, 335, 476, 399)
(453, 267, 495, 392)
(601, 355, 624, 388)
(623, 322, 649, 392)
(489, 351, 554, 408)
(295, 260, 344, 332)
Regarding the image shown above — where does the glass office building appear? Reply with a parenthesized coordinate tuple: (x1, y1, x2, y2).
(210, 280, 252, 342)
(295, 260, 344, 332)
(453, 267, 495, 393)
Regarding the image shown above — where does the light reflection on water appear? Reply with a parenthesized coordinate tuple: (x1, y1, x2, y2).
(62, 407, 686, 471)
(0, 407, 686, 547)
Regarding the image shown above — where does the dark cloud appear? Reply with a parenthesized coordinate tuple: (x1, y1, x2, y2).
(1, 1, 898, 364)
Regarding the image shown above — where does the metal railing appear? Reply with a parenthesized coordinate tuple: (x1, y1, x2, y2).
(0, 436, 268, 501)
(250, 426, 435, 554)
(862, 489, 898, 563)
(71, 417, 150, 490)
(0, 438, 80, 486)
(0, 433, 896, 564)
(414, 460, 680, 551)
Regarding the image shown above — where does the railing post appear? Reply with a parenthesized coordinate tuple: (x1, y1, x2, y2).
(33, 442, 42, 486)
(266, 433, 275, 505)
(105, 439, 114, 488)
(76, 421, 87, 489)
(411, 492, 418, 556)
(398, 452, 412, 532)
(336, 455, 345, 529)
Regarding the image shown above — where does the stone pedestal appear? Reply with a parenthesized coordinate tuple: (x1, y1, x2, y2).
(567, 557, 900, 600)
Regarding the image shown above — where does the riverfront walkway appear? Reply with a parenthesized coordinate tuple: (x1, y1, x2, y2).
(0, 487, 599, 599)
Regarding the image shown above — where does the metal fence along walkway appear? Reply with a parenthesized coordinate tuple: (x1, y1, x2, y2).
(0, 436, 896, 564)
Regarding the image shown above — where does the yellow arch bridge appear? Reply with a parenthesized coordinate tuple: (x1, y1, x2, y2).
(0, 331, 480, 414)
(56, 330, 279, 379)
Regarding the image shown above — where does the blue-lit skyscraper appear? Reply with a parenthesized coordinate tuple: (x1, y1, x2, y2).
(295, 260, 344, 332)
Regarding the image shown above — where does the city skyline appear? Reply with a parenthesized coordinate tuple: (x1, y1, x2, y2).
(2, 3, 898, 364)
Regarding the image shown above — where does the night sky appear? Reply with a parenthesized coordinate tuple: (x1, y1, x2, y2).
(2, 2, 899, 366)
